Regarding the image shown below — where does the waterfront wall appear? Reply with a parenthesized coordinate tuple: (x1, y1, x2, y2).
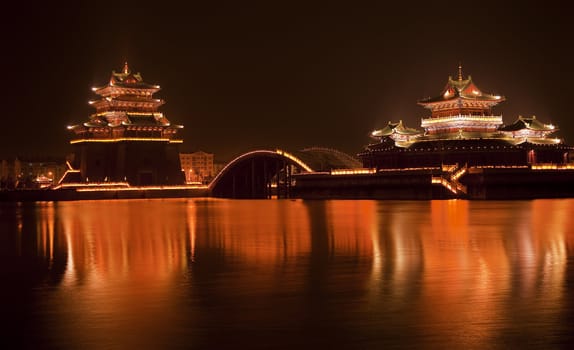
(292, 170, 454, 200)
(0, 187, 209, 202)
(2, 167, 573, 201)
(292, 168, 574, 200)
(464, 168, 574, 199)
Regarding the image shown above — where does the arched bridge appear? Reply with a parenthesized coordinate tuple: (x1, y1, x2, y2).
(209, 148, 361, 198)
(209, 149, 314, 198)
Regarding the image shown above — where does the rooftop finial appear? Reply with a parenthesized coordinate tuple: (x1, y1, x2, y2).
(458, 62, 463, 81)
(123, 61, 129, 74)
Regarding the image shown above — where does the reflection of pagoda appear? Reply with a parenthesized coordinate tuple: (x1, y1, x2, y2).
(359, 66, 571, 169)
(64, 63, 185, 185)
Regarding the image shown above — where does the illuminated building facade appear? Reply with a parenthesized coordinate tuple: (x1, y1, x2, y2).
(359, 66, 572, 169)
(179, 151, 215, 184)
(64, 63, 185, 185)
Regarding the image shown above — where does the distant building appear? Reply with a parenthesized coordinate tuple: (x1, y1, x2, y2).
(62, 63, 185, 186)
(1, 156, 66, 189)
(179, 151, 214, 184)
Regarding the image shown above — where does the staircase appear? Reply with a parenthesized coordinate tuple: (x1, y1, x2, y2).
(432, 164, 468, 197)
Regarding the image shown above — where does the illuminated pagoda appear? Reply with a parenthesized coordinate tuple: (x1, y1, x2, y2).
(359, 65, 571, 169)
(63, 63, 185, 185)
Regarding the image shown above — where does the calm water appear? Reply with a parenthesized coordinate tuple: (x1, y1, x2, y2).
(1, 198, 574, 349)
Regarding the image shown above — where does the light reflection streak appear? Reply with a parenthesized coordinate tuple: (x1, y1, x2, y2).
(36, 202, 55, 262)
(530, 200, 567, 306)
(187, 202, 196, 262)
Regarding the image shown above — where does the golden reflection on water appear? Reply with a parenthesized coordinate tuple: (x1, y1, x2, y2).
(36, 202, 56, 262)
(40, 199, 194, 348)
(422, 200, 510, 346)
(194, 199, 312, 263)
(20, 198, 574, 348)
(59, 199, 190, 286)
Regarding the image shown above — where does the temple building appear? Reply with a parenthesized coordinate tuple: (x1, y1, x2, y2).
(359, 66, 572, 169)
(63, 63, 185, 185)
(292, 67, 574, 200)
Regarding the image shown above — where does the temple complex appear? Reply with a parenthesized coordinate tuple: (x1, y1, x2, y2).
(292, 66, 574, 200)
(62, 63, 185, 185)
(4, 64, 574, 201)
(359, 65, 571, 169)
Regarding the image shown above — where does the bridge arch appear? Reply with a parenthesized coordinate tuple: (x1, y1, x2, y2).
(209, 149, 314, 198)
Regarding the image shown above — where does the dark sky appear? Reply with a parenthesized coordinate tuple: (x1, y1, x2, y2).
(1, 1, 572, 161)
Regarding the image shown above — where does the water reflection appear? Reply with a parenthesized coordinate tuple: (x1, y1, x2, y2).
(0, 198, 573, 348)
(59, 199, 191, 285)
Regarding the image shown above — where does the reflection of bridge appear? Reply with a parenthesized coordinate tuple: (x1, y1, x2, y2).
(209, 148, 360, 198)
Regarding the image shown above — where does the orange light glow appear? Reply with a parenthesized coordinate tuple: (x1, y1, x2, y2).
(330, 168, 376, 175)
(70, 138, 183, 144)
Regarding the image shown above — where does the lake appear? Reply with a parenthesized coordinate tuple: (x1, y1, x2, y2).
(1, 198, 573, 349)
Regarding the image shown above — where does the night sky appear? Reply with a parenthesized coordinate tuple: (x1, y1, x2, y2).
(1, 1, 572, 162)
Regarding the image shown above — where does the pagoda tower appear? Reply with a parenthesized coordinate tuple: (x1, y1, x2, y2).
(65, 63, 185, 185)
(418, 65, 505, 135)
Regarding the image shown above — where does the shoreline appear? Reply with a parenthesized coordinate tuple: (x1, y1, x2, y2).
(3, 165, 574, 201)
(0, 186, 209, 202)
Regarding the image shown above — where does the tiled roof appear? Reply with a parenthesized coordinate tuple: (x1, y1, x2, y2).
(419, 75, 504, 104)
(499, 116, 556, 132)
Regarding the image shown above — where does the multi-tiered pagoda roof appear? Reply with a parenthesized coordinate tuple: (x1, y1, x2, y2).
(418, 66, 504, 115)
(415, 65, 505, 136)
(68, 62, 182, 142)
